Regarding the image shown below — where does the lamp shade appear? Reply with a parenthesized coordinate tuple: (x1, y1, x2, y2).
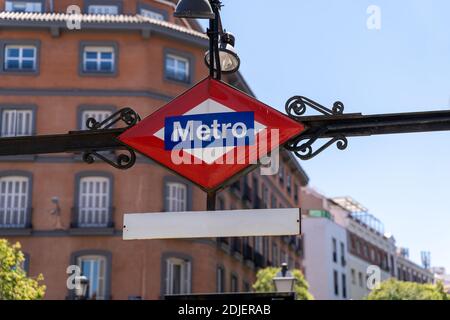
(174, 0, 215, 19)
(205, 32, 240, 74)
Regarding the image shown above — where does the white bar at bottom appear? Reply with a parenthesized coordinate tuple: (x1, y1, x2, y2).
(123, 208, 301, 240)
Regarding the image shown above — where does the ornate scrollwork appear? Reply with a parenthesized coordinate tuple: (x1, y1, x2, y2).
(86, 107, 141, 130)
(82, 149, 136, 170)
(82, 107, 140, 170)
(285, 132, 348, 161)
(285, 96, 344, 119)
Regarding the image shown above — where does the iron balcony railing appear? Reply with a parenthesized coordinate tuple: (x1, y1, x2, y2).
(254, 252, 266, 269)
(243, 244, 254, 261)
(71, 206, 115, 228)
(0, 207, 32, 229)
(231, 238, 242, 254)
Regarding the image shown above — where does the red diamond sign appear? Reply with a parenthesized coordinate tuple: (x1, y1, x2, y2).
(118, 77, 305, 191)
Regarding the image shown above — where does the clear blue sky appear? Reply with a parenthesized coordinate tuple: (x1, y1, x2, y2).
(202, 0, 450, 270)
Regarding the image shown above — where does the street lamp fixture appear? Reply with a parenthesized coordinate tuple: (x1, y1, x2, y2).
(273, 263, 296, 293)
(75, 275, 89, 300)
(174, 0, 215, 19)
(205, 32, 240, 74)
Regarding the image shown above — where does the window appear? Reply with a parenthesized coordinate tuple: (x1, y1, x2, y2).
(294, 183, 299, 203)
(230, 274, 238, 292)
(82, 46, 115, 74)
(261, 184, 268, 208)
(358, 272, 363, 287)
(242, 281, 250, 292)
(332, 238, 337, 263)
(254, 236, 263, 254)
(342, 273, 347, 299)
(1, 108, 33, 137)
(77, 255, 107, 300)
(288, 256, 293, 269)
(140, 8, 165, 20)
(5, 1, 43, 12)
(165, 257, 191, 295)
(77, 176, 111, 227)
(278, 165, 284, 184)
(351, 269, 356, 285)
(80, 109, 113, 130)
(165, 182, 187, 212)
(286, 173, 291, 194)
(270, 194, 277, 209)
(280, 250, 287, 264)
(165, 53, 190, 83)
(333, 270, 339, 296)
(88, 5, 119, 15)
(340, 242, 346, 266)
(216, 266, 225, 293)
(272, 243, 279, 267)
(4, 45, 37, 72)
(0, 176, 30, 228)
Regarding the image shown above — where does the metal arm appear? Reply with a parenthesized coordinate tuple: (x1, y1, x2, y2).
(285, 96, 450, 160)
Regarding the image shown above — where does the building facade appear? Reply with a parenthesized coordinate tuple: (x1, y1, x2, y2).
(332, 197, 397, 300)
(0, 0, 308, 299)
(396, 249, 433, 284)
(301, 187, 348, 300)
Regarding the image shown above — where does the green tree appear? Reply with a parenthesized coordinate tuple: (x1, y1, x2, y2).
(252, 267, 314, 300)
(366, 278, 448, 300)
(0, 239, 46, 300)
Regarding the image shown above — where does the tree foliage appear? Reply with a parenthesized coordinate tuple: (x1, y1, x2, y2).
(366, 278, 448, 300)
(0, 239, 46, 300)
(252, 267, 314, 300)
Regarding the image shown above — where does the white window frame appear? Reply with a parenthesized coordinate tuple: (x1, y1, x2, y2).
(166, 182, 187, 212)
(78, 176, 110, 227)
(4, 45, 37, 71)
(77, 255, 107, 300)
(140, 8, 165, 20)
(87, 5, 119, 15)
(83, 46, 115, 73)
(0, 176, 29, 228)
(166, 257, 191, 295)
(1, 108, 33, 137)
(80, 110, 113, 130)
(5, 1, 43, 13)
(216, 266, 225, 293)
(165, 54, 190, 83)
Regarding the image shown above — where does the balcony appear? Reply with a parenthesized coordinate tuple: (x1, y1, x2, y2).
(0, 207, 32, 235)
(243, 244, 254, 261)
(70, 207, 115, 235)
(254, 252, 266, 269)
(231, 238, 242, 254)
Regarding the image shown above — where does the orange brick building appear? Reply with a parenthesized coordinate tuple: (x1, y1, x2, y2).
(0, 0, 308, 299)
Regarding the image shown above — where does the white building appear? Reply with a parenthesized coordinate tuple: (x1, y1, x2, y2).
(301, 188, 349, 300)
(396, 249, 433, 283)
(332, 197, 397, 300)
(431, 267, 450, 293)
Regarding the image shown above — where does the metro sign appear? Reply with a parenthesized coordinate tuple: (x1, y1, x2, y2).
(118, 77, 304, 191)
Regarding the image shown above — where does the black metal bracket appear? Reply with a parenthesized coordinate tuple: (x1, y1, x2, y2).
(82, 107, 141, 170)
(285, 95, 450, 160)
(285, 96, 349, 160)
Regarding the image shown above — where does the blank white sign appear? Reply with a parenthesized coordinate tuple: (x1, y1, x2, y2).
(123, 208, 301, 240)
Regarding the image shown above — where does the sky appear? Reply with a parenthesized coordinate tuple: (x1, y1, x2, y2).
(201, 0, 450, 270)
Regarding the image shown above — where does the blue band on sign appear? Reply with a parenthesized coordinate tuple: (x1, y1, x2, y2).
(164, 112, 255, 150)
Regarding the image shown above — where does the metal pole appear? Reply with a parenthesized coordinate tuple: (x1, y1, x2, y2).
(208, 18, 215, 78)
